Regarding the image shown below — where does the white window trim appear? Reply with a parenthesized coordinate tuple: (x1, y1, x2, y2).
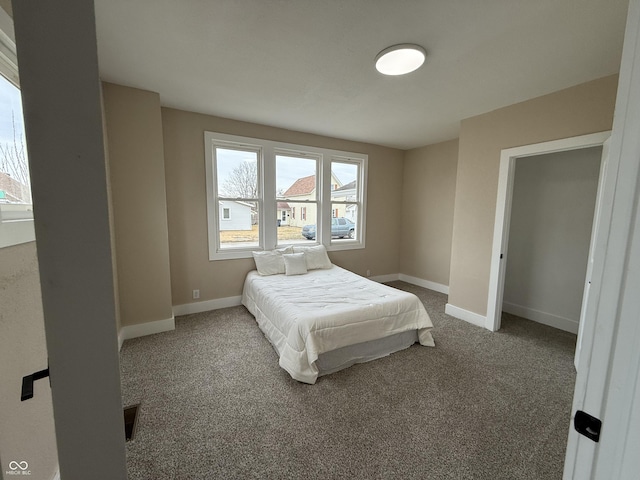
(205, 131, 367, 260)
(205, 135, 263, 260)
(326, 156, 367, 249)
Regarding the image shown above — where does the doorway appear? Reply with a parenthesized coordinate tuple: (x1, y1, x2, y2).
(501, 147, 602, 335)
(486, 131, 610, 333)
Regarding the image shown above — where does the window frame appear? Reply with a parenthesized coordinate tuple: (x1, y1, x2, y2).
(274, 148, 320, 248)
(205, 137, 263, 259)
(329, 156, 365, 246)
(0, 8, 35, 249)
(204, 131, 367, 260)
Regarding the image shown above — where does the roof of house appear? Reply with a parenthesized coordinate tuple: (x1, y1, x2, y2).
(277, 201, 291, 209)
(0, 171, 30, 203)
(333, 180, 356, 192)
(283, 175, 316, 196)
(220, 200, 253, 209)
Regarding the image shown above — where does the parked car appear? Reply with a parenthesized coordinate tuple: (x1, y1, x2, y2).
(302, 217, 355, 240)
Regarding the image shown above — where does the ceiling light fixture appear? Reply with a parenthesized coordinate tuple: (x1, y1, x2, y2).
(375, 44, 426, 76)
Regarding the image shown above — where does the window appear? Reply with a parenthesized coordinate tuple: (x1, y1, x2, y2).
(209, 144, 261, 252)
(276, 152, 318, 246)
(0, 8, 34, 248)
(330, 159, 362, 244)
(205, 132, 367, 260)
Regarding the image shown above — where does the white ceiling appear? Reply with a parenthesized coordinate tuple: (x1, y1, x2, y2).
(95, 0, 629, 150)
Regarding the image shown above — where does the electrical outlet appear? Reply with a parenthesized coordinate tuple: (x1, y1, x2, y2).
(366, 269, 371, 277)
(192, 289, 200, 299)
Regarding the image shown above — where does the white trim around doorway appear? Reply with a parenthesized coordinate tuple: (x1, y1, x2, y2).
(485, 131, 611, 332)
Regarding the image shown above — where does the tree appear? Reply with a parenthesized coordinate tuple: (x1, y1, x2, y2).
(0, 112, 31, 203)
(220, 160, 257, 198)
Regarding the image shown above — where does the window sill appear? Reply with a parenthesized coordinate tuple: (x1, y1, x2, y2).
(209, 240, 365, 261)
(0, 219, 35, 248)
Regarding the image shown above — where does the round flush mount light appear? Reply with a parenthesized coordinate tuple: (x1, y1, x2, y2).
(375, 44, 427, 76)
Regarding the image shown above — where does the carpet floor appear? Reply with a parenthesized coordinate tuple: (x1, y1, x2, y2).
(119, 282, 577, 479)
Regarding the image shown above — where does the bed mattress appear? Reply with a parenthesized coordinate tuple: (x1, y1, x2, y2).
(242, 265, 434, 384)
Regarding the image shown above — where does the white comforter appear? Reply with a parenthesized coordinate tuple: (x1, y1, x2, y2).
(242, 265, 434, 384)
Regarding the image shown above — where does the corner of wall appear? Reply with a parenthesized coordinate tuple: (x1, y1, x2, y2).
(118, 316, 175, 347)
(444, 303, 487, 329)
(103, 82, 173, 333)
(399, 138, 459, 286)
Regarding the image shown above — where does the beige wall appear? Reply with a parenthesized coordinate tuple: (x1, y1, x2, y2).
(0, 242, 58, 479)
(449, 75, 618, 316)
(103, 74, 617, 321)
(400, 139, 458, 286)
(102, 83, 173, 327)
(162, 107, 405, 306)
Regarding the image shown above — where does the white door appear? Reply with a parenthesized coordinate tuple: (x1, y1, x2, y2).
(564, 0, 640, 476)
(574, 138, 610, 370)
(12, 2, 128, 479)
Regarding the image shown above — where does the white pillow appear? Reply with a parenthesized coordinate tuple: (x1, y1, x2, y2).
(283, 253, 308, 276)
(292, 244, 332, 270)
(251, 246, 293, 276)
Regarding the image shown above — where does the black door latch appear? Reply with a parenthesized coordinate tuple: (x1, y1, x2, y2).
(21, 368, 50, 401)
(574, 410, 602, 442)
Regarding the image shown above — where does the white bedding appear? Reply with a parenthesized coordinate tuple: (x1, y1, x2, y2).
(242, 265, 434, 384)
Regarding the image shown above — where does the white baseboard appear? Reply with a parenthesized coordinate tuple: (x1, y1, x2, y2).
(445, 303, 487, 329)
(502, 301, 579, 334)
(398, 274, 449, 294)
(118, 316, 175, 350)
(369, 273, 400, 283)
(173, 295, 243, 316)
(117, 295, 245, 350)
(370, 272, 450, 296)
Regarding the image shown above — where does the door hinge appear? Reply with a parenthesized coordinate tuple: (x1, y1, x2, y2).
(574, 410, 602, 442)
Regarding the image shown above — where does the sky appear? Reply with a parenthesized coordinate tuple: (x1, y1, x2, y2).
(0, 73, 30, 201)
(216, 148, 358, 196)
(0, 73, 26, 147)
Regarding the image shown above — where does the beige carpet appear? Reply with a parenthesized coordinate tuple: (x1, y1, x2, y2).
(119, 282, 576, 479)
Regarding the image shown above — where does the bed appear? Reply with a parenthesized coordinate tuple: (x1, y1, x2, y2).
(242, 246, 434, 384)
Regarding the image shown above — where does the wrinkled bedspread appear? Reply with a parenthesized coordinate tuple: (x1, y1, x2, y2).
(242, 265, 434, 383)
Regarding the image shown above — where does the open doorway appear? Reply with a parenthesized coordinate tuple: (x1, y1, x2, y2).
(485, 132, 610, 344)
(501, 147, 602, 335)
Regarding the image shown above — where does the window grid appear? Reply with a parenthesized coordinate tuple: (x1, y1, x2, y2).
(205, 132, 367, 260)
